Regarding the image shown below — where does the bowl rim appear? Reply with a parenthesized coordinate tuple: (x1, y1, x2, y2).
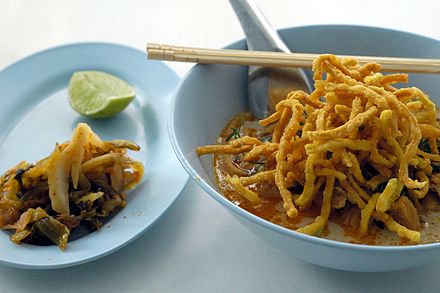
(168, 24, 440, 253)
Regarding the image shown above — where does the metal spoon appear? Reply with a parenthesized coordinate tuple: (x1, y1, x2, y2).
(229, 0, 311, 119)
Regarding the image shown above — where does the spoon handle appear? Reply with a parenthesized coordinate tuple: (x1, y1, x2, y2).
(229, 0, 290, 53)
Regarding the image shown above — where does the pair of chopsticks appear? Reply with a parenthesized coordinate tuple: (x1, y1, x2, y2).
(147, 43, 440, 74)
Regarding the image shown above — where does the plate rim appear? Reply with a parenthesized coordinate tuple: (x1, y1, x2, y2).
(0, 42, 188, 269)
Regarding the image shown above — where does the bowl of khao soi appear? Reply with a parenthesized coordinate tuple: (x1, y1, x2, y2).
(169, 25, 440, 272)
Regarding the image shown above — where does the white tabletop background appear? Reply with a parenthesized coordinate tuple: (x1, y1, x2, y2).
(0, 0, 439, 292)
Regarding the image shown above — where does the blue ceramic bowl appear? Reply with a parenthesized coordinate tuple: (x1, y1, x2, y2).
(169, 25, 440, 272)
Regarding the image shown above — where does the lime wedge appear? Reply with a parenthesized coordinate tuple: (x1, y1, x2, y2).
(68, 71, 135, 119)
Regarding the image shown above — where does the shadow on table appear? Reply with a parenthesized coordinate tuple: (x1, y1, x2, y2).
(294, 259, 439, 293)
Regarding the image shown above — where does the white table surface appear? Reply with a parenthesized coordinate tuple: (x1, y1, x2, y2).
(0, 0, 439, 292)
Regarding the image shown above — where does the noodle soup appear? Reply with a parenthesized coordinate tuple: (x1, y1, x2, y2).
(213, 113, 440, 245)
(197, 54, 440, 245)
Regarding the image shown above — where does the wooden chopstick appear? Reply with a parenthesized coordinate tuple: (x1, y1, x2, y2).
(147, 43, 440, 74)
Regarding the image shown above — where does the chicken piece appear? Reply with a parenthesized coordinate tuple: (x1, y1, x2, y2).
(429, 173, 440, 197)
(390, 196, 420, 230)
(332, 186, 347, 209)
(421, 193, 440, 211)
(255, 182, 280, 199)
(340, 205, 360, 230)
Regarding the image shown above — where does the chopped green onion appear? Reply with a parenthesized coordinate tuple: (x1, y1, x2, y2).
(225, 120, 244, 142)
(418, 138, 431, 153)
(315, 227, 324, 237)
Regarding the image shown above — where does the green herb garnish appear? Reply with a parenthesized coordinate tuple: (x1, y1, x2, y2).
(432, 162, 440, 173)
(260, 135, 272, 143)
(315, 227, 324, 237)
(418, 138, 431, 153)
(225, 120, 244, 142)
(375, 182, 387, 193)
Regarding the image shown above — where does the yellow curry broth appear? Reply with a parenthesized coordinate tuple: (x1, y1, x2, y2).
(213, 113, 440, 246)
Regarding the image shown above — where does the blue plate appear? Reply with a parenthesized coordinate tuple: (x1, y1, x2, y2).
(0, 43, 188, 269)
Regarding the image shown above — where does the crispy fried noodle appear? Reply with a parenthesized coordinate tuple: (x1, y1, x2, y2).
(197, 54, 440, 244)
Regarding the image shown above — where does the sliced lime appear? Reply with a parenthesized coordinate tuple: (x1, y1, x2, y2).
(68, 71, 135, 119)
